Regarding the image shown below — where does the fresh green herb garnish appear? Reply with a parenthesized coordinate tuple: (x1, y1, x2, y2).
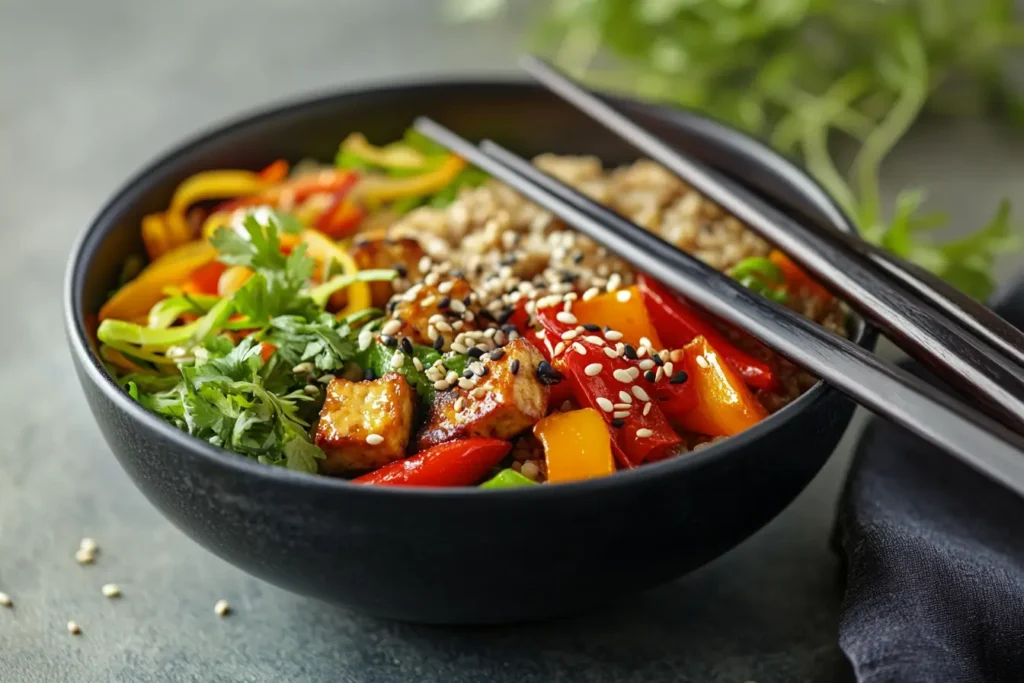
(449, 0, 1024, 299)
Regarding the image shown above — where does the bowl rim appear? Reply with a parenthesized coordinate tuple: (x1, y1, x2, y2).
(64, 77, 872, 499)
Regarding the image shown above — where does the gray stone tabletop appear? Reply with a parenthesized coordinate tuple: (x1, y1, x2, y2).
(3, 1, 1024, 681)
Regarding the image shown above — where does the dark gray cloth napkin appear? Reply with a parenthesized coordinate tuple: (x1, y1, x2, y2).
(835, 282, 1024, 683)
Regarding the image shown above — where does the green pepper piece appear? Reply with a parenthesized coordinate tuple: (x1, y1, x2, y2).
(480, 468, 538, 489)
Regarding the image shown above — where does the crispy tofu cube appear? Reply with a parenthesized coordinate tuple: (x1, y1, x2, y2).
(391, 277, 478, 347)
(352, 237, 425, 307)
(314, 372, 415, 475)
(417, 339, 550, 450)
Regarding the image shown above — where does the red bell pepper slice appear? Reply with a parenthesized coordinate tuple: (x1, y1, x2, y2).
(315, 195, 365, 239)
(534, 306, 683, 467)
(637, 274, 778, 392)
(257, 159, 290, 184)
(181, 260, 227, 296)
(213, 170, 359, 214)
(353, 438, 512, 487)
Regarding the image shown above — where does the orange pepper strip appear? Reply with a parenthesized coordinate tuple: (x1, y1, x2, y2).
(675, 336, 768, 438)
(534, 408, 617, 484)
(571, 285, 664, 350)
(99, 240, 217, 322)
(257, 159, 290, 184)
(181, 260, 227, 296)
(768, 250, 832, 302)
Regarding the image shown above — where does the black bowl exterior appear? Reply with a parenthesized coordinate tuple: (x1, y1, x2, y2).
(66, 81, 874, 623)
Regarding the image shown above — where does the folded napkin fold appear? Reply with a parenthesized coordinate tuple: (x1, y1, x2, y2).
(836, 281, 1024, 683)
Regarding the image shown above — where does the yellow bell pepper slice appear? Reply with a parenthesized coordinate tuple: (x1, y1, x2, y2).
(99, 240, 217, 322)
(357, 154, 466, 206)
(534, 408, 617, 484)
(143, 171, 269, 259)
(674, 336, 768, 437)
(299, 230, 371, 316)
(571, 285, 664, 350)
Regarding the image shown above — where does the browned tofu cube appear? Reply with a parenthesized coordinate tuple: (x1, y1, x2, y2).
(328, 237, 425, 310)
(390, 276, 478, 347)
(314, 372, 415, 475)
(417, 339, 550, 450)
(352, 237, 425, 307)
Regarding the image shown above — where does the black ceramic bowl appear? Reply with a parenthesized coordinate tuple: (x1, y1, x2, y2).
(65, 81, 873, 624)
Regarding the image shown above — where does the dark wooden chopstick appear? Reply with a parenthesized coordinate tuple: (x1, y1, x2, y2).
(519, 55, 1024, 435)
(413, 116, 1024, 500)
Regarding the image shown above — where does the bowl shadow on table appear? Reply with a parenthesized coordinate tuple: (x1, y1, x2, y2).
(288, 536, 854, 683)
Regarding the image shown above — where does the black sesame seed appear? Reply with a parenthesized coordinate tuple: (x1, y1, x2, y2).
(438, 297, 451, 310)
(463, 369, 474, 379)
(393, 264, 408, 277)
(561, 272, 579, 284)
(387, 300, 398, 313)
(510, 359, 520, 375)
(536, 360, 564, 385)
(623, 344, 638, 360)
(653, 354, 665, 367)
(581, 323, 601, 332)
(500, 255, 517, 266)
(474, 365, 488, 377)
(354, 238, 370, 248)
(477, 309, 496, 323)
(467, 347, 484, 359)
(400, 337, 414, 355)
(610, 418, 625, 428)
(603, 325, 612, 332)
(670, 371, 689, 384)
(380, 334, 397, 348)
(496, 307, 514, 325)
(363, 368, 377, 381)
(644, 370, 657, 383)
(490, 349, 505, 361)
(463, 295, 472, 306)
(450, 269, 465, 278)
(433, 336, 444, 351)
(573, 252, 585, 264)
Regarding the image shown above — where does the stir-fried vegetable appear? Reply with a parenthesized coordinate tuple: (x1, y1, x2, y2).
(535, 408, 616, 484)
(674, 337, 769, 438)
(353, 438, 512, 486)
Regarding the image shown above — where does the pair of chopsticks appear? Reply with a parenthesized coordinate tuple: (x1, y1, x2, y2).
(412, 57, 1024, 500)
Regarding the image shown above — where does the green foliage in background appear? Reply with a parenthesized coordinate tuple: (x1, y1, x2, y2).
(448, 0, 1024, 300)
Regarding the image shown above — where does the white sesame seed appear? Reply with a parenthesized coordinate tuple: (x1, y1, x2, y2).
(696, 355, 710, 369)
(318, 374, 336, 384)
(438, 280, 454, 294)
(458, 378, 475, 390)
(584, 335, 605, 346)
(643, 403, 652, 416)
(560, 400, 574, 412)
(553, 342, 566, 356)
(390, 352, 405, 370)
(214, 600, 231, 617)
(471, 387, 487, 400)
(454, 397, 465, 412)
(632, 386, 651, 402)
(556, 311, 578, 325)
(433, 380, 449, 390)
(618, 391, 633, 403)
(412, 358, 424, 372)
(636, 428, 654, 438)
(450, 342, 468, 354)
(366, 434, 385, 446)
(639, 359, 656, 371)
(628, 367, 642, 380)
(450, 299, 466, 313)
(639, 337, 653, 349)
(0, 592, 11, 607)
(603, 347, 618, 358)
(292, 362, 314, 375)
(67, 620, 81, 635)
(573, 342, 587, 355)
(663, 361, 675, 376)
(613, 369, 634, 383)
(101, 583, 121, 598)
(75, 549, 95, 565)
(544, 339, 556, 357)
(596, 397, 614, 412)
(358, 329, 374, 349)
(445, 371, 459, 383)
(424, 272, 440, 286)
(560, 330, 578, 340)
(584, 363, 602, 376)
(380, 320, 403, 337)
(636, 346, 648, 358)
(435, 320, 453, 333)
(604, 330, 623, 341)
(613, 410, 631, 419)
(616, 290, 632, 302)
(420, 295, 437, 307)
(582, 287, 600, 301)
(303, 384, 319, 396)
(655, 368, 665, 382)
(79, 538, 98, 553)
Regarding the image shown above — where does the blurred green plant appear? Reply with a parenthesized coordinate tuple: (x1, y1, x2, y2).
(446, 0, 1024, 300)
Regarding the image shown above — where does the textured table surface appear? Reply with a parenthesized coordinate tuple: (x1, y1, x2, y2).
(3, 1, 1024, 681)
